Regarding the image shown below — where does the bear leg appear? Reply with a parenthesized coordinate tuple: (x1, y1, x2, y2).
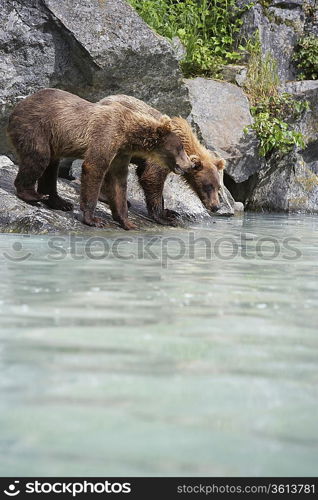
(151, 208, 180, 227)
(80, 159, 109, 228)
(136, 160, 180, 226)
(98, 189, 131, 210)
(38, 159, 73, 211)
(14, 153, 49, 203)
(104, 155, 138, 230)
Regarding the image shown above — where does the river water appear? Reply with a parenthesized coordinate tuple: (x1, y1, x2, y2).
(0, 213, 317, 476)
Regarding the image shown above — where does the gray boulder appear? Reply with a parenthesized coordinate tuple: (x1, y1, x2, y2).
(0, 0, 190, 155)
(185, 77, 261, 185)
(283, 80, 318, 143)
(248, 151, 318, 213)
(238, 1, 316, 82)
(248, 80, 318, 212)
(171, 37, 187, 62)
(219, 64, 248, 87)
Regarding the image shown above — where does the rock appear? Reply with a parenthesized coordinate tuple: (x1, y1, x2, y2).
(154, 171, 236, 218)
(282, 80, 318, 143)
(171, 37, 186, 61)
(0, 0, 190, 155)
(238, 1, 312, 82)
(185, 78, 252, 155)
(0, 155, 236, 233)
(282, 81, 318, 175)
(282, 79, 318, 95)
(219, 64, 248, 87)
(304, 1, 318, 36)
(217, 170, 240, 216)
(70, 159, 83, 180)
(0, 156, 14, 169)
(184, 75, 318, 213)
(185, 77, 261, 185)
(233, 201, 245, 213)
(247, 80, 318, 213)
(248, 151, 318, 213)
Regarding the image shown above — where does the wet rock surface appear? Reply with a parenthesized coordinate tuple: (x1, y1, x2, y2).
(0, 156, 237, 234)
(0, 156, 154, 233)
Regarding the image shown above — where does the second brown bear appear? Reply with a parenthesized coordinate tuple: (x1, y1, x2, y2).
(98, 95, 225, 225)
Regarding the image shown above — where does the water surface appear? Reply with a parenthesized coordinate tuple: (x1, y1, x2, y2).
(0, 213, 317, 476)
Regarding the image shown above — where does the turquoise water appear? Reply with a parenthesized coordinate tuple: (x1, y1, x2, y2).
(0, 213, 317, 476)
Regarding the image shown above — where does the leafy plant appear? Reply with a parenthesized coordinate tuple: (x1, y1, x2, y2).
(247, 113, 307, 157)
(242, 32, 279, 103)
(293, 35, 318, 80)
(251, 93, 310, 120)
(243, 32, 308, 157)
(128, 0, 250, 77)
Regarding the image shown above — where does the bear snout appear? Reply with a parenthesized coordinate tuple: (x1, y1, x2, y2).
(210, 204, 221, 213)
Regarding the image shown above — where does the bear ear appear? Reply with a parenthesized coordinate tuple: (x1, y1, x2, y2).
(190, 154, 203, 171)
(215, 158, 226, 170)
(157, 115, 172, 136)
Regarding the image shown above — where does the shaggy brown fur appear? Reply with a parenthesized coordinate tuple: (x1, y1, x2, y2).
(7, 89, 192, 229)
(98, 95, 225, 225)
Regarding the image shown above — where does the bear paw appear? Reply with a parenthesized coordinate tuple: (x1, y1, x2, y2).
(152, 209, 181, 227)
(120, 219, 138, 231)
(17, 189, 44, 203)
(42, 195, 73, 212)
(83, 214, 108, 228)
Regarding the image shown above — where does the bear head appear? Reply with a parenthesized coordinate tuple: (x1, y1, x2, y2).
(184, 153, 225, 213)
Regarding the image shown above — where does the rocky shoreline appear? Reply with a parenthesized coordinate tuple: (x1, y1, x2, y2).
(0, 0, 317, 233)
(0, 154, 245, 233)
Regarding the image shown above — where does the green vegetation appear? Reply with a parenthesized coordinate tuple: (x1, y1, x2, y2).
(243, 33, 308, 157)
(247, 108, 307, 157)
(128, 0, 250, 76)
(243, 34, 280, 102)
(293, 35, 318, 80)
(258, 0, 272, 8)
(128, 2, 310, 158)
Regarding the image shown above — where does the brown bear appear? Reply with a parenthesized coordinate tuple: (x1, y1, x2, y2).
(7, 88, 193, 229)
(98, 95, 225, 225)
